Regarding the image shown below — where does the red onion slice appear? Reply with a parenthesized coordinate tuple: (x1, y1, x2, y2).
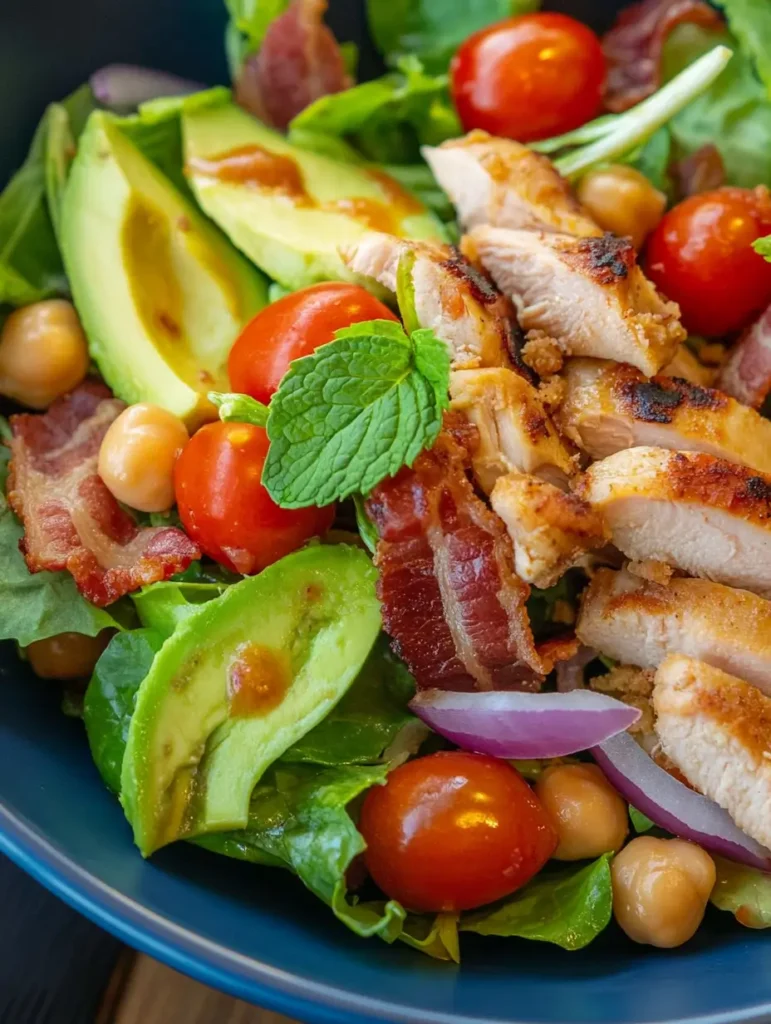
(409, 689, 640, 759)
(593, 732, 771, 871)
(90, 65, 204, 113)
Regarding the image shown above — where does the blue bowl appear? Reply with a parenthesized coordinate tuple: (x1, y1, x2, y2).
(3, 3, 771, 1021)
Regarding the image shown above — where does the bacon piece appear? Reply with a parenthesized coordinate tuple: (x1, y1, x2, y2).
(236, 0, 352, 130)
(367, 421, 559, 692)
(717, 304, 771, 409)
(602, 0, 723, 113)
(8, 382, 199, 606)
(671, 144, 726, 200)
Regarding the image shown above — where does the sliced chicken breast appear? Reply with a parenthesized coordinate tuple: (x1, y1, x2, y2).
(577, 567, 771, 696)
(654, 654, 771, 851)
(490, 471, 608, 588)
(578, 447, 771, 596)
(662, 343, 716, 388)
(449, 367, 576, 491)
(559, 359, 771, 475)
(471, 227, 685, 376)
(341, 231, 513, 370)
(422, 131, 601, 237)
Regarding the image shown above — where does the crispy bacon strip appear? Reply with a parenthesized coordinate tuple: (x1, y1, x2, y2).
(8, 382, 200, 606)
(671, 144, 725, 199)
(717, 304, 771, 409)
(602, 0, 722, 113)
(367, 420, 560, 692)
(236, 0, 352, 130)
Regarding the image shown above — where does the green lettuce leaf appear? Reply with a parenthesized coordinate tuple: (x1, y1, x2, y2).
(366, 0, 540, 73)
(629, 806, 655, 833)
(132, 580, 228, 638)
(0, 484, 120, 647)
(45, 85, 96, 240)
(225, 0, 288, 55)
(711, 857, 771, 928)
(461, 856, 613, 950)
(263, 319, 450, 508)
(662, 24, 771, 188)
(283, 637, 425, 765)
(290, 57, 460, 165)
(195, 761, 459, 959)
(0, 110, 67, 306)
(84, 629, 163, 793)
(712, 0, 771, 96)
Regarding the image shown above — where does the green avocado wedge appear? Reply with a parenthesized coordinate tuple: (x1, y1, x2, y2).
(120, 544, 381, 856)
(61, 110, 268, 428)
(182, 99, 446, 291)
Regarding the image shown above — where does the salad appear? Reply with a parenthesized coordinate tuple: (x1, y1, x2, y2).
(4, 0, 771, 962)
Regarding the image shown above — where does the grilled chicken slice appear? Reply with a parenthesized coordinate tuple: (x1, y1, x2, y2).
(341, 232, 513, 369)
(422, 131, 601, 237)
(577, 568, 771, 696)
(654, 654, 771, 851)
(662, 344, 716, 388)
(471, 227, 685, 376)
(450, 367, 576, 491)
(490, 471, 608, 588)
(559, 359, 771, 475)
(578, 447, 771, 596)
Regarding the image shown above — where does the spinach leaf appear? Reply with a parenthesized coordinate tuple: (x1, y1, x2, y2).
(83, 629, 162, 793)
(283, 637, 425, 765)
(461, 856, 613, 950)
(290, 58, 460, 164)
(0, 485, 120, 647)
(366, 0, 540, 73)
(711, 856, 771, 928)
(0, 110, 67, 307)
(662, 24, 771, 189)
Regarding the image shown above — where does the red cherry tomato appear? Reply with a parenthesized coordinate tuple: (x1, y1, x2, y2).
(175, 421, 334, 574)
(451, 13, 606, 143)
(646, 187, 771, 337)
(228, 282, 399, 404)
(359, 751, 557, 913)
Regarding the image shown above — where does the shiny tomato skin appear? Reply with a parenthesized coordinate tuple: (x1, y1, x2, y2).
(451, 13, 606, 143)
(646, 187, 771, 337)
(359, 751, 558, 913)
(174, 421, 334, 575)
(228, 282, 399, 404)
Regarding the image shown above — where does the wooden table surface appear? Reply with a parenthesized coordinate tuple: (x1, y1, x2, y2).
(111, 955, 299, 1024)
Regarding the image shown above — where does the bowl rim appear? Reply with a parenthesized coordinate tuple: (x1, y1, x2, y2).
(3, 800, 771, 1024)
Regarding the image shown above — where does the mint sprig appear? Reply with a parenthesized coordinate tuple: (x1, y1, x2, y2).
(209, 391, 269, 427)
(263, 319, 450, 508)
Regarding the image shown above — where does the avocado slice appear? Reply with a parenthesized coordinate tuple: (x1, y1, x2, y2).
(120, 544, 381, 855)
(182, 100, 446, 291)
(61, 111, 269, 427)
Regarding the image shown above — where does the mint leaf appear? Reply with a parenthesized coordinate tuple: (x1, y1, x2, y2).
(263, 319, 450, 508)
(209, 390, 269, 427)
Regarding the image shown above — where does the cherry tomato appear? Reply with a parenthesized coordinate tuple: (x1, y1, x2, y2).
(228, 282, 399, 404)
(359, 751, 557, 913)
(451, 13, 606, 143)
(646, 187, 771, 337)
(175, 421, 334, 574)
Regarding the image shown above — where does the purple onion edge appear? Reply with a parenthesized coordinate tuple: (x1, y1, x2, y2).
(592, 744, 771, 873)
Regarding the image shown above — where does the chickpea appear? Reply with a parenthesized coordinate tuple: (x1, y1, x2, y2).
(26, 631, 112, 681)
(577, 165, 667, 249)
(612, 837, 716, 948)
(534, 763, 628, 861)
(98, 403, 188, 513)
(0, 300, 90, 409)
